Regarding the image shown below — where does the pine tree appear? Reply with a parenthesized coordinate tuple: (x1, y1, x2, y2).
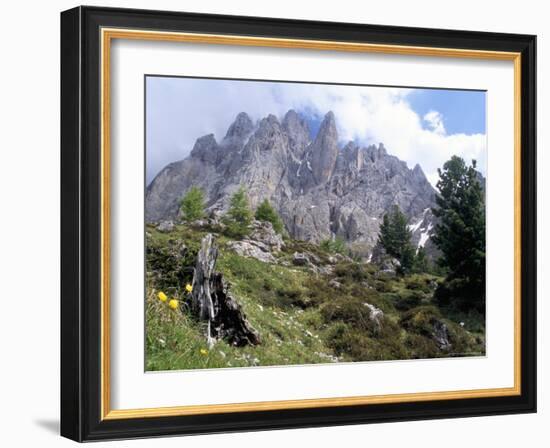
(432, 156, 485, 312)
(413, 246, 429, 273)
(225, 186, 252, 237)
(400, 244, 416, 275)
(179, 186, 205, 222)
(378, 205, 415, 274)
(255, 199, 284, 234)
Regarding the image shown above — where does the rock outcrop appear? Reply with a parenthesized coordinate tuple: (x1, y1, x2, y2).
(309, 111, 339, 185)
(364, 302, 384, 331)
(227, 240, 276, 264)
(248, 221, 284, 252)
(157, 220, 175, 233)
(225, 221, 283, 264)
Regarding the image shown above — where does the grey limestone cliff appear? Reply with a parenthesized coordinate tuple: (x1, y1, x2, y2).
(146, 110, 439, 257)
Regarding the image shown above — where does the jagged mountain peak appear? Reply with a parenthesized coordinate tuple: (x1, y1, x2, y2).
(412, 163, 430, 184)
(317, 111, 337, 138)
(190, 133, 218, 163)
(258, 113, 281, 130)
(282, 109, 306, 128)
(282, 109, 309, 135)
(369, 142, 387, 158)
(342, 140, 358, 151)
(225, 111, 254, 139)
(146, 109, 439, 258)
(282, 109, 310, 158)
(309, 111, 339, 185)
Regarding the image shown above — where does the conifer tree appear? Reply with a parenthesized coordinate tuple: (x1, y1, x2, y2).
(413, 246, 429, 273)
(255, 199, 284, 234)
(432, 156, 485, 312)
(225, 186, 252, 237)
(378, 205, 415, 274)
(179, 186, 205, 222)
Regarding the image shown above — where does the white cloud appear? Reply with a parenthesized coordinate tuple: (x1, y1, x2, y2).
(146, 78, 486, 187)
(423, 110, 446, 135)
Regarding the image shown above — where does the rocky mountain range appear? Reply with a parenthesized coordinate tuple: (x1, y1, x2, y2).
(145, 109, 439, 258)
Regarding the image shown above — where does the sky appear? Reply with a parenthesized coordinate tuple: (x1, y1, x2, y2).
(146, 76, 487, 187)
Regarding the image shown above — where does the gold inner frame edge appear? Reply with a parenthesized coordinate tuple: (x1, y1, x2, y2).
(100, 27, 522, 421)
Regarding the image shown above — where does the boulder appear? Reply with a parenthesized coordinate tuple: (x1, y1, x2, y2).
(249, 220, 284, 252)
(228, 240, 276, 263)
(363, 302, 384, 330)
(292, 251, 333, 275)
(157, 220, 175, 233)
(316, 265, 334, 276)
(401, 306, 453, 351)
(292, 252, 310, 266)
(377, 257, 400, 276)
(188, 219, 207, 228)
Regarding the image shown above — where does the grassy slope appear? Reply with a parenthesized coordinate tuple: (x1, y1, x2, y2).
(145, 224, 485, 371)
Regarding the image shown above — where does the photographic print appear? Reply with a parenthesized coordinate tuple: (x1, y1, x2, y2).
(144, 76, 487, 371)
(61, 9, 536, 439)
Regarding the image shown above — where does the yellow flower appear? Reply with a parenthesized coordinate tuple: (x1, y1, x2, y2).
(168, 299, 179, 310)
(185, 283, 193, 293)
(200, 348, 208, 356)
(157, 291, 167, 302)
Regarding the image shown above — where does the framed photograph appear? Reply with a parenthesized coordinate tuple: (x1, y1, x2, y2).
(60, 6, 536, 441)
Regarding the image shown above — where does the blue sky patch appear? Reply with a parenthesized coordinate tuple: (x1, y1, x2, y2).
(408, 88, 486, 135)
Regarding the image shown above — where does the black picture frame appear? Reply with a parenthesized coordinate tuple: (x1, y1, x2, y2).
(61, 5, 536, 442)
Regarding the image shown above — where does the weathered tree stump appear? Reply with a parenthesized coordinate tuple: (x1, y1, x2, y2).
(191, 234, 260, 347)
